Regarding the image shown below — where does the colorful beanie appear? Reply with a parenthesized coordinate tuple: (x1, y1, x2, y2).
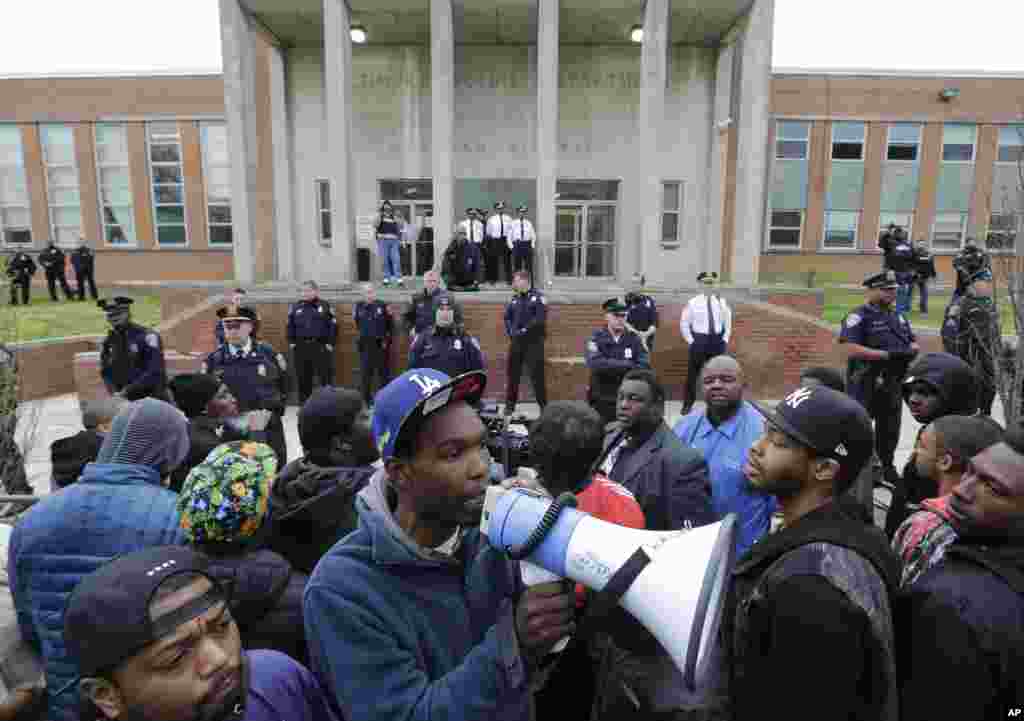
(178, 441, 277, 547)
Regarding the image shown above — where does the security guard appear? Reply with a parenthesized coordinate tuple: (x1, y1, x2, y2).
(839, 270, 919, 477)
(6, 251, 36, 306)
(485, 201, 514, 285)
(71, 240, 98, 301)
(99, 296, 168, 401)
(39, 242, 74, 301)
(507, 205, 536, 282)
(679, 271, 731, 414)
(203, 305, 289, 465)
(402, 269, 445, 343)
(408, 294, 485, 377)
(942, 267, 999, 415)
(456, 207, 486, 281)
(287, 280, 338, 404)
(584, 297, 650, 426)
(504, 270, 547, 415)
(354, 282, 394, 406)
(624, 286, 659, 352)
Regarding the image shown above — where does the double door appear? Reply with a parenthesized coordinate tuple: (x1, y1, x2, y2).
(554, 204, 616, 278)
(383, 201, 435, 277)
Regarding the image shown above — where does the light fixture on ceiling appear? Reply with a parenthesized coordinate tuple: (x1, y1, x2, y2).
(939, 87, 960, 102)
(350, 24, 368, 44)
(629, 24, 643, 43)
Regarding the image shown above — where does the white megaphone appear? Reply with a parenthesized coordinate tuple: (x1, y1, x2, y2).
(481, 485, 736, 691)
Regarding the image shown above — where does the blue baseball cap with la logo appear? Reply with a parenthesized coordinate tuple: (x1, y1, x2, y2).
(372, 368, 487, 460)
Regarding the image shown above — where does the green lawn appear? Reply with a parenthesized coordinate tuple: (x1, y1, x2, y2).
(822, 287, 1016, 333)
(0, 291, 162, 343)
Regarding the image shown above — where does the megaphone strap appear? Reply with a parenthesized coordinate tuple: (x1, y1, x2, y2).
(577, 547, 652, 636)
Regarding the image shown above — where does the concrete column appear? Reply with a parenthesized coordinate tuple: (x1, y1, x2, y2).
(269, 43, 295, 281)
(731, 0, 774, 286)
(323, 0, 355, 282)
(535, 0, 558, 287)
(431, 0, 455, 267)
(634, 0, 669, 283)
(219, 0, 259, 284)
(708, 41, 736, 276)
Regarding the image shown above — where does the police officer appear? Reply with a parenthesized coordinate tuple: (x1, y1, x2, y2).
(624, 285, 659, 353)
(504, 270, 547, 415)
(507, 205, 536, 283)
(287, 280, 338, 405)
(402, 269, 444, 343)
(441, 228, 482, 291)
(99, 296, 167, 401)
(679, 271, 731, 414)
(456, 208, 485, 282)
(882, 227, 915, 314)
(839, 270, 919, 478)
(354, 282, 394, 407)
(215, 288, 247, 347)
(485, 201, 513, 286)
(408, 293, 484, 377)
(942, 260, 999, 415)
(585, 297, 650, 426)
(71, 240, 98, 301)
(39, 242, 73, 301)
(6, 251, 36, 306)
(203, 306, 289, 465)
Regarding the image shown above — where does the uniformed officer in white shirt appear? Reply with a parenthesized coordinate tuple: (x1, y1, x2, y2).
(507, 205, 537, 284)
(456, 208, 485, 280)
(679, 271, 732, 413)
(485, 201, 514, 286)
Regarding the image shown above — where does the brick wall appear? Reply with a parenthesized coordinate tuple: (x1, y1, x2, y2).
(15, 337, 99, 401)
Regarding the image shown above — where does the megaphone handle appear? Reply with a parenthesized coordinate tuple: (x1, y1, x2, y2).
(575, 546, 652, 638)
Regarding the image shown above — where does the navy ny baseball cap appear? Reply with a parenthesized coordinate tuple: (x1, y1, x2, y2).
(372, 369, 487, 460)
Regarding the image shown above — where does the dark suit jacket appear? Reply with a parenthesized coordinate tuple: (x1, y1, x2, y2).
(602, 422, 716, 531)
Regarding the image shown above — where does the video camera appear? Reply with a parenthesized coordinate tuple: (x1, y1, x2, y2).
(478, 402, 532, 478)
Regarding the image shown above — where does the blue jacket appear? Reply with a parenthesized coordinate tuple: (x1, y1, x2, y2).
(8, 462, 185, 721)
(303, 471, 532, 721)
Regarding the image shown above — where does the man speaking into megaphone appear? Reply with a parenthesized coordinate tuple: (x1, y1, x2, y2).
(303, 368, 576, 721)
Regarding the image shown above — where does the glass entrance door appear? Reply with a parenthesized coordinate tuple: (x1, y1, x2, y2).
(379, 179, 433, 279)
(554, 206, 583, 277)
(554, 204, 616, 278)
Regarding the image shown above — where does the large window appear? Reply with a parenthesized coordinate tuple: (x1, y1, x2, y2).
(775, 121, 810, 160)
(997, 125, 1024, 164)
(823, 210, 859, 250)
(887, 123, 921, 161)
(0, 126, 31, 245)
(200, 122, 232, 246)
(942, 124, 976, 163)
(316, 179, 332, 246)
(832, 122, 865, 161)
(95, 124, 135, 245)
(767, 210, 802, 249)
(987, 212, 1020, 251)
(878, 212, 913, 245)
(148, 121, 187, 245)
(661, 181, 683, 246)
(41, 124, 82, 246)
(932, 212, 968, 250)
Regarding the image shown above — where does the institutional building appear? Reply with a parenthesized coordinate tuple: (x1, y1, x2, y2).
(0, 0, 1020, 288)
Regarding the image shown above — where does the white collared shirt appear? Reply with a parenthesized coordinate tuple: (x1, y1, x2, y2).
(456, 218, 485, 243)
(679, 293, 732, 344)
(485, 213, 514, 239)
(507, 218, 536, 248)
(228, 339, 254, 357)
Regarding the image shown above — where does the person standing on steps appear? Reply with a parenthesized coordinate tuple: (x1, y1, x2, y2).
(679, 271, 731, 414)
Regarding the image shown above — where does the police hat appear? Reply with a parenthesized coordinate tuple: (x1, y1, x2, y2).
(603, 297, 628, 314)
(216, 306, 258, 323)
(863, 270, 899, 290)
(97, 296, 134, 312)
(466, 208, 477, 215)
(697, 271, 718, 284)
(517, 205, 528, 213)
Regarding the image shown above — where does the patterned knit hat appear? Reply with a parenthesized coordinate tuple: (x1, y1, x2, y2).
(177, 441, 277, 547)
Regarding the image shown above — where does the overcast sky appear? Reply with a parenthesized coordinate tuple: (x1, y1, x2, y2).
(1, 0, 1022, 76)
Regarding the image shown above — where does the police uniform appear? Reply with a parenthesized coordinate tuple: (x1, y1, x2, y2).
(504, 286, 547, 413)
(38, 243, 73, 301)
(203, 307, 289, 465)
(99, 297, 168, 401)
(680, 272, 731, 412)
(71, 244, 98, 301)
(442, 232, 482, 291)
(402, 286, 444, 339)
(456, 209, 485, 282)
(625, 291, 659, 352)
(839, 270, 917, 471)
(6, 252, 36, 306)
(408, 325, 485, 378)
(354, 299, 395, 406)
(942, 288, 999, 415)
(507, 207, 536, 282)
(584, 297, 651, 426)
(485, 202, 514, 285)
(287, 294, 338, 404)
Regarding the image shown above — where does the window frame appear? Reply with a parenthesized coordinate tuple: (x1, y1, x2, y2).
(996, 125, 1024, 164)
(146, 121, 189, 247)
(931, 211, 969, 252)
(200, 122, 232, 247)
(885, 123, 921, 163)
(831, 121, 866, 162)
(315, 179, 332, 247)
(94, 123, 136, 247)
(765, 209, 803, 251)
(941, 123, 977, 164)
(775, 120, 810, 161)
(821, 209, 860, 251)
(40, 124, 83, 248)
(660, 180, 683, 247)
(0, 125, 32, 247)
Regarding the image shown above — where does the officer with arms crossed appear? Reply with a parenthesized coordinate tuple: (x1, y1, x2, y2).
(503, 270, 547, 416)
(354, 282, 394, 407)
(839, 270, 919, 482)
(288, 280, 338, 405)
(203, 306, 290, 467)
(584, 297, 650, 427)
(624, 284, 658, 352)
(99, 296, 168, 401)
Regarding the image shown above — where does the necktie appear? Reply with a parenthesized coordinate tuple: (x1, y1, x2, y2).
(706, 294, 716, 335)
(499, 216, 504, 238)
(601, 435, 629, 475)
(520, 220, 525, 242)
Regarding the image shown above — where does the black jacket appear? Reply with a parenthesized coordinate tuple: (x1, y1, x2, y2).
(899, 538, 1024, 721)
(267, 459, 375, 574)
(49, 430, 103, 489)
(602, 423, 716, 531)
(724, 498, 901, 721)
(204, 548, 309, 665)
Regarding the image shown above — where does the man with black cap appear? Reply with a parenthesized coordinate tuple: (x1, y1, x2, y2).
(717, 385, 901, 721)
(503, 270, 547, 416)
(485, 201, 514, 285)
(202, 306, 289, 466)
(408, 293, 484, 377)
(8, 398, 191, 721)
(304, 368, 575, 721)
(679, 271, 731, 414)
(288, 280, 338, 404)
(6, 249, 36, 306)
(585, 297, 650, 426)
(354, 282, 395, 407)
(38, 241, 74, 301)
(507, 205, 536, 283)
(99, 296, 168, 401)
(840, 269, 919, 482)
(65, 546, 338, 721)
(215, 288, 247, 347)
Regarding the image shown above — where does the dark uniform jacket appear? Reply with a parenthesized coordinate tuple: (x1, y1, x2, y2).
(100, 322, 167, 400)
(6, 253, 36, 281)
(287, 299, 338, 345)
(504, 290, 546, 340)
(408, 328, 485, 377)
(584, 327, 650, 404)
(840, 302, 915, 407)
(723, 498, 901, 721)
(625, 293, 658, 334)
(203, 342, 288, 413)
(899, 539, 1024, 721)
(354, 301, 394, 347)
(70, 247, 94, 274)
(402, 288, 444, 335)
(38, 246, 65, 274)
